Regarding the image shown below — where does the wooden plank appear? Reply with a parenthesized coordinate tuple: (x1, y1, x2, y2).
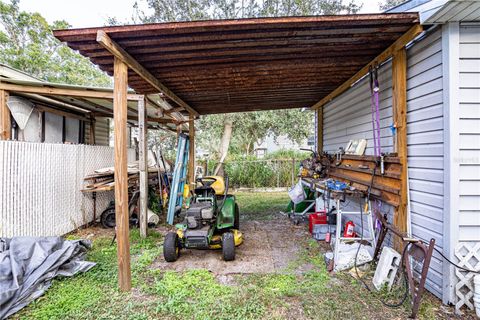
(188, 115, 195, 187)
(0, 82, 142, 101)
(138, 97, 148, 239)
(392, 48, 408, 250)
(89, 115, 96, 145)
(113, 57, 131, 291)
(316, 107, 323, 154)
(0, 90, 11, 140)
(35, 104, 90, 122)
(311, 24, 423, 110)
(96, 30, 199, 117)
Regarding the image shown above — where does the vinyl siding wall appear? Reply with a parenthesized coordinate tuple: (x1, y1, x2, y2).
(406, 28, 444, 298)
(458, 23, 480, 241)
(321, 28, 445, 298)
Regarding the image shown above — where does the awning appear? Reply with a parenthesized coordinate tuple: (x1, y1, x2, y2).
(54, 14, 420, 115)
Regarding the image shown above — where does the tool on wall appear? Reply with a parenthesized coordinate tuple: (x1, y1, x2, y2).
(369, 65, 382, 157)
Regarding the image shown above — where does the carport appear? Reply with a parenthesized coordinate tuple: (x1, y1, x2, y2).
(53, 13, 422, 291)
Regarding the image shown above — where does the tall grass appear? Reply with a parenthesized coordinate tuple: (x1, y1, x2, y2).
(205, 158, 301, 188)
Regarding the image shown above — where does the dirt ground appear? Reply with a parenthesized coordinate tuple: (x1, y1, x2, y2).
(154, 217, 312, 275)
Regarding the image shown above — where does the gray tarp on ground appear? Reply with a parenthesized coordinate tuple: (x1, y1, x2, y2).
(0, 237, 95, 319)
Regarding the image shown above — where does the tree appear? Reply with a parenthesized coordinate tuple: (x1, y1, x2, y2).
(133, 0, 361, 22)
(379, 0, 405, 11)
(0, 0, 110, 87)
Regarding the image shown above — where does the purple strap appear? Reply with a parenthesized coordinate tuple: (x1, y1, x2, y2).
(370, 68, 382, 157)
(374, 78, 382, 157)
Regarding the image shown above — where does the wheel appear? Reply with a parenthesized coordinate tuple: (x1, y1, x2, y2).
(100, 207, 116, 228)
(233, 203, 240, 230)
(222, 232, 235, 261)
(163, 232, 180, 262)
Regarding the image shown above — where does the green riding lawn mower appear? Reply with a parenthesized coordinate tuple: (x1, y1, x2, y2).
(163, 175, 242, 262)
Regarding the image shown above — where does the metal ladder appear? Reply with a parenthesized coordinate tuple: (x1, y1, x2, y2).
(167, 134, 190, 225)
(333, 198, 376, 271)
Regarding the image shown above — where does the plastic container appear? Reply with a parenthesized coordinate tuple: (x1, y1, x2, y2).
(312, 224, 330, 240)
(473, 275, 480, 318)
(309, 210, 327, 233)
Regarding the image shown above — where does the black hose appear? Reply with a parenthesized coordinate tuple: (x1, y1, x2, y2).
(433, 247, 480, 274)
(352, 163, 410, 308)
(218, 175, 229, 213)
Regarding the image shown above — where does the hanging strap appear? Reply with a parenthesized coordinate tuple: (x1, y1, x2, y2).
(369, 67, 379, 157)
(369, 66, 382, 157)
(373, 66, 382, 157)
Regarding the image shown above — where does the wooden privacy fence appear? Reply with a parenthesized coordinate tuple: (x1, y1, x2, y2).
(0, 141, 135, 237)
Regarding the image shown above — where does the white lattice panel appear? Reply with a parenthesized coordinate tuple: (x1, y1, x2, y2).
(0, 141, 135, 237)
(454, 242, 480, 313)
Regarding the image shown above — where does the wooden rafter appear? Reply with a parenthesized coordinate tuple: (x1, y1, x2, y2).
(311, 24, 423, 110)
(0, 82, 143, 101)
(96, 30, 199, 117)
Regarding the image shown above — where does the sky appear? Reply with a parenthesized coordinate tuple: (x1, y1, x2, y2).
(18, 0, 381, 28)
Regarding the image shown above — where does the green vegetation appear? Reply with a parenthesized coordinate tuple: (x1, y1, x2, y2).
(0, 0, 111, 87)
(203, 150, 312, 189)
(235, 191, 290, 220)
(15, 193, 448, 320)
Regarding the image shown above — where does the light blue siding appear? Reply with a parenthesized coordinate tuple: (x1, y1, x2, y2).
(406, 28, 444, 298)
(458, 23, 480, 241)
(321, 28, 445, 298)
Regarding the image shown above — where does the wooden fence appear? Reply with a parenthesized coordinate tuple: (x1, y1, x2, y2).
(0, 141, 135, 237)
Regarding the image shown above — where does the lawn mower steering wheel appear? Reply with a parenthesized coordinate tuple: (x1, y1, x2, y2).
(196, 176, 217, 187)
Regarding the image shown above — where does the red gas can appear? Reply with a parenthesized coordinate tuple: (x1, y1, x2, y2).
(309, 210, 327, 233)
(343, 221, 355, 238)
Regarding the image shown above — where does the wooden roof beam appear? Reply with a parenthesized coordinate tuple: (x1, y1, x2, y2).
(96, 30, 199, 117)
(310, 24, 423, 110)
(0, 82, 143, 101)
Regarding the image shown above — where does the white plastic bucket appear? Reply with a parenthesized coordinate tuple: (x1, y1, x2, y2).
(474, 275, 480, 318)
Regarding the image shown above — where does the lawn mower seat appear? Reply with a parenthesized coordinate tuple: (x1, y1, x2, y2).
(197, 176, 225, 195)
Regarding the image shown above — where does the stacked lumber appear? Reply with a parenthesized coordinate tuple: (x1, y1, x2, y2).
(82, 162, 163, 192)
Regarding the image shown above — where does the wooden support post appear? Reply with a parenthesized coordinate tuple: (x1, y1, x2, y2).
(316, 107, 323, 154)
(113, 57, 131, 291)
(89, 115, 96, 145)
(188, 115, 195, 187)
(392, 48, 408, 251)
(0, 90, 11, 140)
(138, 97, 148, 239)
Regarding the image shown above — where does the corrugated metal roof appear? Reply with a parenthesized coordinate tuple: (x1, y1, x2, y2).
(0, 68, 180, 130)
(424, 0, 480, 24)
(54, 14, 420, 115)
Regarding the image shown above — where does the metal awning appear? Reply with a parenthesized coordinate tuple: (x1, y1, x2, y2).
(54, 14, 420, 115)
(0, 77, 183, 130)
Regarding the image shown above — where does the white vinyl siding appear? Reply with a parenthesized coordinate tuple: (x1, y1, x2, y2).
(406, 28, 444, 298)
(323, 61, 394, 155)
(321, 28, 445, 299)
(458, 23, 480, 241)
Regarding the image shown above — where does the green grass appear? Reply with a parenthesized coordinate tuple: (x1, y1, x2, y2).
(235, 191, 289, 220)
(14, 192, 449, 320)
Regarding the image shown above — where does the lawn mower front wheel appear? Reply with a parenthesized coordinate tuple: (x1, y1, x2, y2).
(222, 232, 235, 261)
(164, 232, 181, 262)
